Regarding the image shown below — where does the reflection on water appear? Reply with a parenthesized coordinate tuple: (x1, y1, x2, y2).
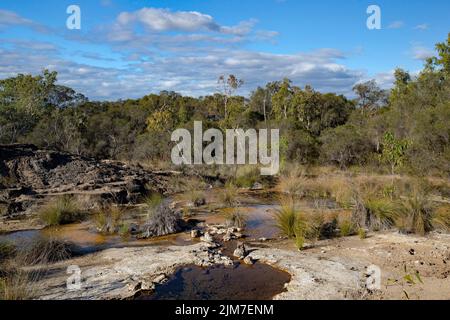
(0, 222, 196, 255)
(0, 203, 281, 255)
(136, 263, 291, 300)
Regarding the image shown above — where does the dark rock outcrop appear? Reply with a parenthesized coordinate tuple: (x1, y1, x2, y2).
(0, 144, 174, 217)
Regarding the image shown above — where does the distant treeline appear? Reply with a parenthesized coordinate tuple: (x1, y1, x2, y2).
(1, 34, 449, 176)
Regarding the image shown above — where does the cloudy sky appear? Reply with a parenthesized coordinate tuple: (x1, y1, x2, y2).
(0, 0, 449, 100)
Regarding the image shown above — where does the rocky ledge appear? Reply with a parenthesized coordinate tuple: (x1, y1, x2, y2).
(0, 144, 176, 217)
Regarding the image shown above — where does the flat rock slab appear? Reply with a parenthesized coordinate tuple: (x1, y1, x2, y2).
(38, 243, 210, 300)
(249, 248, 365, 300)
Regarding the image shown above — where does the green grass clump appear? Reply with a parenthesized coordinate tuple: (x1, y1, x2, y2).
(184, 190, 206, 207)
(274, 198, 298, 238)
(144, 193, 163, 209)
(0, 241, 16, 261)
(395, 191, 434, 236)
(358, 228, 367, 239)
(93, 205, 125, 234)
(225, 209, 247, 229)
(234, 166, 261, 188)
(338, 217, 355, 237)
(220, 183, 239, 207)
(432, 205, 450, 232)
(39, 196, 84, 226)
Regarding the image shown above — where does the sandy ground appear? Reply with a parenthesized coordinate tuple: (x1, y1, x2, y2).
(262, 231, 450, 300)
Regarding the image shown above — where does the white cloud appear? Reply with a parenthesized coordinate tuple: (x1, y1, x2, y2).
(116, 7, 255, 36)
(0, 9, 49, 33)
(411, 45, 434, 60)
(387, 21, 404, 29)
(414, 24, 429, 30)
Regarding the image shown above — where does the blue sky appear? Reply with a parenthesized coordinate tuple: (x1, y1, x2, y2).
(0, 0, 449, 100)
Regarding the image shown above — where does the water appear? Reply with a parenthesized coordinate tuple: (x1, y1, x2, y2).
(0, 222, 196, 255)
(0, 203, 282, 255)
(135, 263, 291, 300)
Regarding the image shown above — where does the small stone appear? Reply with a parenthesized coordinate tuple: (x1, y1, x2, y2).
(243, 256, 254, 265)
(233, 242, 247, 260)
(251, 182, 264, 191)
(153, 274, 166, 284)
(194, 197, 206, 207)
(200, 232, 214, 243)
(223, 230, 233, 242)
(191, 229, 201, 238)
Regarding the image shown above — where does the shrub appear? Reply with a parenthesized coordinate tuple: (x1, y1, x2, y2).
(278, 173, 306, 196)
(320, 124, 375, 169)
(184, 190, 206, 207)
(352, 188, 398, 231)
(234, 165, 261, 188)
(338, 218, 355, 237)
(0, 241, 16, 261)
(432, 205, 450, 232)
(144, 193, 163, 209)
(294, 233, 305, 251)
(39, 196, 83, 226)
(93, 205, 125, 234)
(140, 203, 184, 238)
(220, 183, 239, 207)
(358, 228, 367, 239)
(0, 270, 37, 300)
(396, 191, 434, 235)
(225, 209, 247, 228)
(274, 197, 298, 238)
(17, 235, 72, 265)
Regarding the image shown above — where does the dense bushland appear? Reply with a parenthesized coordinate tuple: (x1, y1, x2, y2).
(0, 35, 449, 177)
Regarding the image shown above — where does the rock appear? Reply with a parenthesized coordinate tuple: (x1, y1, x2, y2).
(0, 144, 176, 217)
(243, 256, 254, 265)
(191, 229, 201, 238)
(194, 197, 206, 207)
(153, 274, 167, 284)
(233, 242, 247, 260)
(200, 232, 214, 243)
(234, 232, 244, 239)
(251, 182, 264, 191)
(259, 237, 268, 242)
(223, 230, 233, 242)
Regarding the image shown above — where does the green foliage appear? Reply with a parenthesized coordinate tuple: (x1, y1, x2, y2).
(294, 233, 305, 251)
(0, 241, 16, 261)
(225, 209, 247, 228)
(0, 35, 448, 177)
(234, 165, 261, 188)
(39, 196, 83, 226)
(338, 217, 355, 237)
(380, 132, 409, 174)
(144, 193, 163, 210)
(274, 198, 298, 239)
(220, 183, 239, 207)
(358, 228, 367, 239)
(320, 124, 375, 168)
(93, 205, 125, 234)
(396, 190, 434, 235)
